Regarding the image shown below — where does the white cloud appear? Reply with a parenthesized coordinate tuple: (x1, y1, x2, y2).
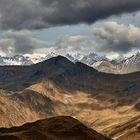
(27, 35, 94, 57)
(92, 21, 140, 54)
(52, 35, 94, 55)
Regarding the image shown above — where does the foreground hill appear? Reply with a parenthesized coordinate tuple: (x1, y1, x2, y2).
(0, 56, 140, 139)
(0, 116, 110, 140)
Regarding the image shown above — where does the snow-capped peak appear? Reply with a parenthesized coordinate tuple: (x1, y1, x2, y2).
(0, 55, 33, 65)
(80, 52, 108, 65)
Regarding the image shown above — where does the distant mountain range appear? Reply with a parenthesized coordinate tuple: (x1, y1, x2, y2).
(92, 52, 140, 74)
(0, 52, 140, 74)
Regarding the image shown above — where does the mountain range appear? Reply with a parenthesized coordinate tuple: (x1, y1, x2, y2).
(0, 56, 140, 139)
(92, 52, 140, 74)
(0, 52, 139, 74)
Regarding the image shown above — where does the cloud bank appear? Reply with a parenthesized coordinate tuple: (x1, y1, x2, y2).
(0, 0, 140, 29)
(93, 22, 140, 53)
(0, 30, 44, 56)
(0, 22, 140, 58)
(46, 22, 140, 56)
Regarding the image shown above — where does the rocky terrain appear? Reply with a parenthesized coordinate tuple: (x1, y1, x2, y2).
(0, 116, 110, 140)
(93, 52, 140, 74)
(103, 114, 140, 140)
(0, 56, 140, 139)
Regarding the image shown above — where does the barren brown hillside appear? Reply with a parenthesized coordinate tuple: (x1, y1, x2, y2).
(0, 116, 111, 140)
(0, 56, 140, 139)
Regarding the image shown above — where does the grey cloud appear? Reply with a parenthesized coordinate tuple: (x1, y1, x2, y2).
(55, 35, 92, 50)
(0, 30, 43, 56)
(28, 23, 140, 58)
(0, 0, 140, 29)
(93, 22, 140, 53)
(51, 22, 140, 55)
(51, 35, 94, 55)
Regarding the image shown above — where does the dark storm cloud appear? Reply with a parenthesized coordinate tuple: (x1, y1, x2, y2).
(0, 0, 140, 29)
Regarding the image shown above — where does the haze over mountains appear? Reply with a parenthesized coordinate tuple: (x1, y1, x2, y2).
(0, 56, 140, 139)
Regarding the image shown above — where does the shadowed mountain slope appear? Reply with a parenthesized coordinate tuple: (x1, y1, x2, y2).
(0, 55, 139, 93)
(0, 116, 111, 140)
(0, 56, 101, 91)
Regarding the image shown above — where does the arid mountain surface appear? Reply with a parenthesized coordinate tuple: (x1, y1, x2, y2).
(92, 52, 140, 74)
(103, 114, 140, 140)
(0, 56, 140, 139)
(0, 116, 110, 140)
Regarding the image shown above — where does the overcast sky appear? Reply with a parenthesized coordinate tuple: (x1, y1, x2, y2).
(0, 0, 140, 58)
